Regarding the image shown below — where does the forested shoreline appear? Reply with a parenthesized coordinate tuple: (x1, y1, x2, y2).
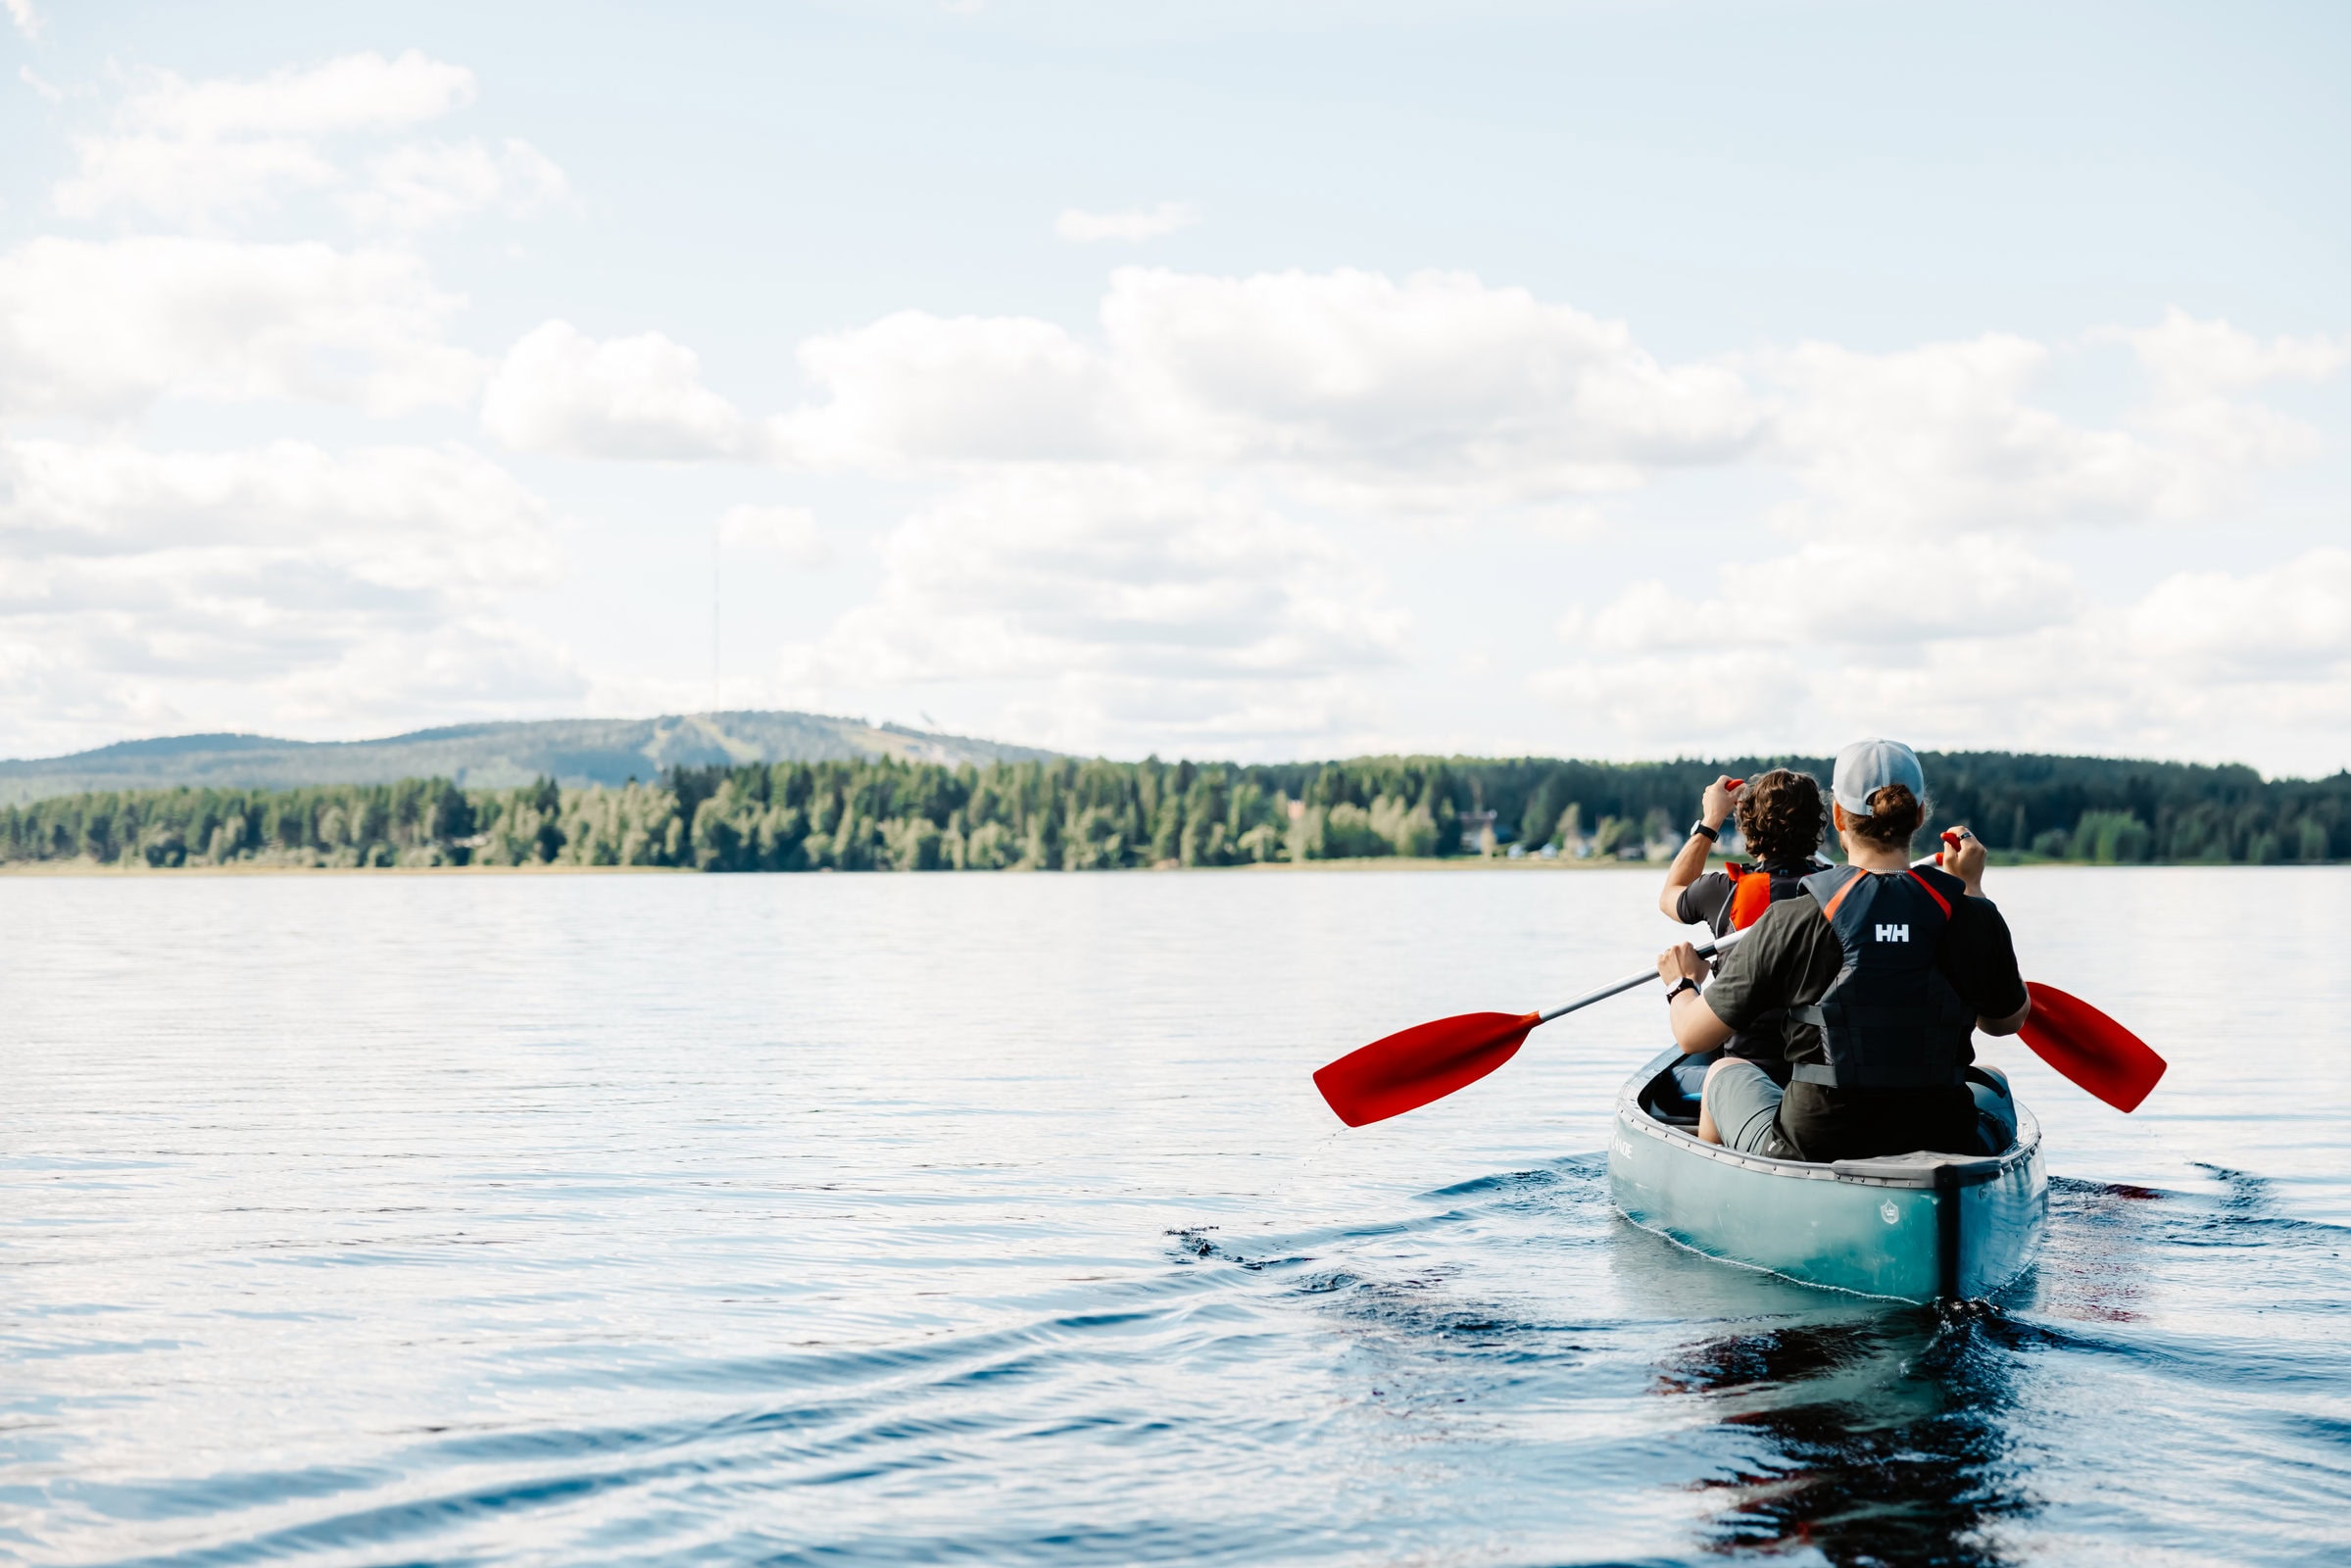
(1, 752, 2345, 871)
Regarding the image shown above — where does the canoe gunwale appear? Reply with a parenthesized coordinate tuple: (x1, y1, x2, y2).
(1614, 1048, 2044, 1192)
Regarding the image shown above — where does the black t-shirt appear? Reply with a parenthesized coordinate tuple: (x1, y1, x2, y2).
(1675, 868, 1739, 934)
(1701, 885, 2030, 1161)
(1675, 859, 1824, 1070)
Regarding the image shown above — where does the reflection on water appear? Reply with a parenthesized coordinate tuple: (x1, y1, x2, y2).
(2018, 1177, 2164, 1325)
(2, 868, 2348, 1564)
(1664, 1309, 2027, 1568)
(1637, 1157, 2351, 1567)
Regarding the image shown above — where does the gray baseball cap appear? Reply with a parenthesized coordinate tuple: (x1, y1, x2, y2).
(1832, 738, 1927, 816)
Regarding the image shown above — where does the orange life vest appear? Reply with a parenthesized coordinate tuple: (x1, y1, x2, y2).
(1722, 859, 1820, 931)
(1704, 858, 1823, 1068)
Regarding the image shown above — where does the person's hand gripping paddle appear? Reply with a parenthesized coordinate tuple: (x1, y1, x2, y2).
(1312, 824, 2167, 1127)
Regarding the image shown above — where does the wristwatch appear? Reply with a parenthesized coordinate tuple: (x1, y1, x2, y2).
(1663, 976, 1701, 1004)
(1689, 821, 1719, 842)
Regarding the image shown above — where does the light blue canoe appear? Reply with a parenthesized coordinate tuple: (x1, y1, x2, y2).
(1607, 1048, 2046, 1302)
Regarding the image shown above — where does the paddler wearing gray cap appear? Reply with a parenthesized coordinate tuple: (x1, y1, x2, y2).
(1652, 739, 2033, 1163)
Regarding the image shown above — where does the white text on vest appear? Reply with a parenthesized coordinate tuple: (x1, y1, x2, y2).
(1875, 923, 1910, 943)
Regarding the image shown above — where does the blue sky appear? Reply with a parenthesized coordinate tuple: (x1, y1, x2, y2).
(2, 1, 2346, 770)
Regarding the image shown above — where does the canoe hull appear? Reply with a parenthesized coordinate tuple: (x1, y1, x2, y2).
(1607, 1049, 2046, 1302)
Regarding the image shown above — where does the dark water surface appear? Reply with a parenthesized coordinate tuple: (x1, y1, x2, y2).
(3, 867, 2345, 1565)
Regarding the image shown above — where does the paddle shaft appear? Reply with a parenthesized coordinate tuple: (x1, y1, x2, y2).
(1536, 927, 1747, 1024)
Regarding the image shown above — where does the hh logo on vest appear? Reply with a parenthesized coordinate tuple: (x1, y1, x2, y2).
(1875, 922, 1910, 942)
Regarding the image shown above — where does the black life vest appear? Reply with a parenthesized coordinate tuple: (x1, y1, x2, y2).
(1787, 863, 1976, 1091)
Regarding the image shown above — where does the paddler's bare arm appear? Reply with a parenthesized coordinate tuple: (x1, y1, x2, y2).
(1979, 999, 2031, 1036)
(1942, 824, 2033, 1037)
(1657, 942, 1734, 1054)
(1657, 775, 1742, 918)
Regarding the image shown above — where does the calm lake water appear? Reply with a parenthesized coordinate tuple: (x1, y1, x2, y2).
(4, 866, 2346, 1566)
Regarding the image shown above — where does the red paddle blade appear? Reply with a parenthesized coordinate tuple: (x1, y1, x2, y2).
(1313, 1010, 1541, 1127)
(2018, 981, 2167, 1113)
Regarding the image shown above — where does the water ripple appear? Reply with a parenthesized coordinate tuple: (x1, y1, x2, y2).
(3, 869, 2348, 1564)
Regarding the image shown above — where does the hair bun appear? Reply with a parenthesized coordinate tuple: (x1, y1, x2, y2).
(1851, 782, 1926, 849)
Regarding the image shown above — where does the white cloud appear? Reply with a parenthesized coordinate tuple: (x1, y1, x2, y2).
(718, 505, 832, 566)
(793, 467, 1407, 753)
(5, 0, 39, 43)
(0, 435, 578, 751)
(1101, 267, 1757, 504)
(774, 267, 1760, 513)
(55, 132, 340, 225)
(113, 51, 473, 140)
(50, 51, 566, 235)
(2, 436, 556, 583)
(1753, 319, 2343, 537)
(0, 236, 481, 418)
(8, 77, 2341, 779)
(0, 47, 593, 753)
(690, 281, 2332, 549)
(1739, 540, 2081, 643)
(1530, 648, 1823, 756)
(1532, 540, 2351, 771)
(482, 320, 752, 460)
(2115, 306, 2351, 398)
(20, 66, 63, 102)
(344, 138, 571, 231)
(1055, 202, 1200, 243)
(774, 310, 1118, 467)
(1758, 335, 2200, 534)
(748, 282, 2351, 759)
(1566, 538, 2080, 652)
(2128, 547, 2351, 676)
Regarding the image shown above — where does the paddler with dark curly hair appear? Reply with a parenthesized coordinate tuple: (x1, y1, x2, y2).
(1653, 740, 2032, 1164)
(1654, 767, 1831, 1139)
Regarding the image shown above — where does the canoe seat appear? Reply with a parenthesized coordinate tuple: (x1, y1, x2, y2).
(1967, 1065, 2018, 1154)
(1639, 1051, 1717, 1127)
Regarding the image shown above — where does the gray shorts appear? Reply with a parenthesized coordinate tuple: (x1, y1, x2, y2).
(1701, 1057, 1798, 1158)
(1699, 1058, 2020, 1159)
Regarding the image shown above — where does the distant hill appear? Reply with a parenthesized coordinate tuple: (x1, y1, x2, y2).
(0, 711, 1058, 805)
